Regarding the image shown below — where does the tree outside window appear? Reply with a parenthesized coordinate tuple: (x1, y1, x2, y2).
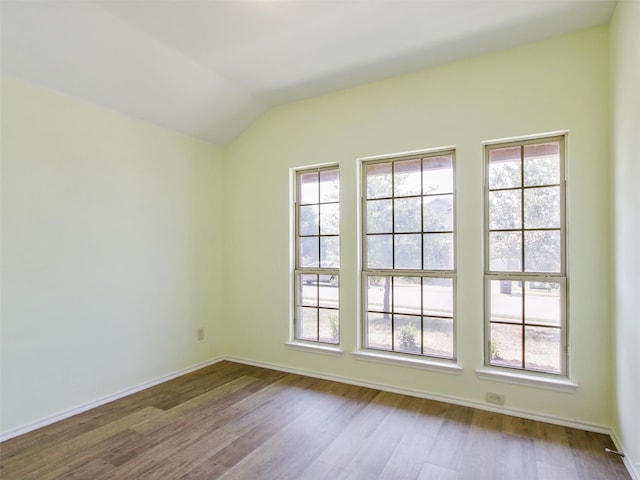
(363, 151, 456, 360)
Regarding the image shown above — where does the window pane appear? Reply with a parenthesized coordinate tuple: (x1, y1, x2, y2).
(299, 307, 318, 341)
(395, 234, 422, 269)
(489, 323, 522, 369)
(424, 195, 453, 232)
(299, 205, 319, 236)
(367, 235, 393, 269)
(295, 167, 339, 346)
(524, 281, 561, 326)
(363, 152, 455, 361)
(367, 276, 391, 313)
(485, 138, 565, 375)
(299, 237, 319, 267)
(367, 312, 392, 350)
(299, 172, 319, 205)
(394, 197, 422, 232)
(524, 230, 561, 273)
(393, 276, 421, 315)
(394, 159, 421, 197)
(423, 156, 453, 194)
(320, 203, 340, 235)
(424, 317, 453, 358)
(423, 233, 453, 270)
(320, 237, 340, 268)
(489, 231, 522, 272)
(367, 199, 392, 234)
(299, 275, 318, 306)
(524, 326, 561, 373)
(367, 163, 392, 199)
(524, 143, 560, 187)
(394, 315, 421, 354)
(318, 276, 339, 306)
(318, 309, 339, 344)
(524, 186, 560, 229)
(423, 277, 453, 317)
(320, 169, 340, 202)
(489, 147, 521, 189)
(489, 280, 522, 324)
(489, 190, 521, 230)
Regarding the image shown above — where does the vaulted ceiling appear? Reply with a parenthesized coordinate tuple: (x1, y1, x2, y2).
(1, 0, 617, 145)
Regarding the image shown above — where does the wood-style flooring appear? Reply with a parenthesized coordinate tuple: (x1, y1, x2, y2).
(0, 361, 630, 479)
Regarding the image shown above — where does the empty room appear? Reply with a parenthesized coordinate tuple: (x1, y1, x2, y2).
(1, 0, 638, 478)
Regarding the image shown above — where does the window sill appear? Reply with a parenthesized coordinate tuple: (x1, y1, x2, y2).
(352, 350, 463, 375)
(476, 367, 578, 393)
(285, 341, 344, 357)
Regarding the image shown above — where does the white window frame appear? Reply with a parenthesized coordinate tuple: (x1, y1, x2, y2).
(358, 148, 458, 369)
(289, 164, 341, 350)
(482, 133, 570, 379)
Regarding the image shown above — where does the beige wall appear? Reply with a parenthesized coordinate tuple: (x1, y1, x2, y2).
(0, 77, 226, 434)
(224, 26, 613, 427)
(611, 0, 640, 475)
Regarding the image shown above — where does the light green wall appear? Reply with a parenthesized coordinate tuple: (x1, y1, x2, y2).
(611, 0, 640, 474)
(0, 23, 622, 444)
(224, 27, 613, 426)
(0, 77, 226, 434)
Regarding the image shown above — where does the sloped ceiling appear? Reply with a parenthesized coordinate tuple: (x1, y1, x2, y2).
(1, 0, 617, 145)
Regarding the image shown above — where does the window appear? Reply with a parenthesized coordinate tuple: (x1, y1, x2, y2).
(294, 166, 340, 344)
(362, 151, 456, 360)
(484, 135, 566, 375)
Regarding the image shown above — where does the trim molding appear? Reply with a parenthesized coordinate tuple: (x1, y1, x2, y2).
(284, 341, 343, 356)
(227, 355, 639, 478)
(2, 353, 635, 480)
(610, 429, 640, 480)
(353, 350, 462, 375)
(224, 355, 610, 434)
(476, 367, 579, 393)
(0, 356, 224, 442)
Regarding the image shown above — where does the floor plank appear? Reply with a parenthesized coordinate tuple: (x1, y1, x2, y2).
(0, 361, 630, 480)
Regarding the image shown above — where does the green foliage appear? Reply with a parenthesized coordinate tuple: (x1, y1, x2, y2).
(397, 323, 418, 351)
(297, 169, 340, 267)
(488, 149, 562, 273)
(365, 159, 453, 270)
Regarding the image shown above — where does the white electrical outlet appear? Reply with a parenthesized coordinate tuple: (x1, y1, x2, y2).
(485, 392, 505, 405)
(197, 327, 205, 341)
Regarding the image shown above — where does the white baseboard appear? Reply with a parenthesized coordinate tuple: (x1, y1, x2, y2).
(230, 356, 611, 434)
(610, 430, 639, 480)
(227, 355, 640, 478)
(0, 356, 224, 442)
(2, 353, 635, 480)
(225, 354, 612, 434)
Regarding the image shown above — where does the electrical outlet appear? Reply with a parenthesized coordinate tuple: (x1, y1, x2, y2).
(197, 327, 205, 341)
(485, 392, 505, 405)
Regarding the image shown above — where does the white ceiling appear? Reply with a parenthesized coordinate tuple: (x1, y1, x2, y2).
(1, 0, 617, 145)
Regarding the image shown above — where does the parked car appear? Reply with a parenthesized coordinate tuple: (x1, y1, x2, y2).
(302, 261, 339, 287)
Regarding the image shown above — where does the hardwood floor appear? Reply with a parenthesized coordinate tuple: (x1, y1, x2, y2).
(0, 361, 630, 479)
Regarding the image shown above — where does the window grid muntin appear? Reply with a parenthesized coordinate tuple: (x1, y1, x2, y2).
(363, 152, 456, 273)
(363, 272, 456, 359)
(297, 169, 340, 269)
(362, 149, 456, 360)
(485, 276, 566, 374)
(296, 273, 340, 343)
(484, 135, 566, 375)
(486, 138, 565, 276)
(295, 165, 340, 345)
